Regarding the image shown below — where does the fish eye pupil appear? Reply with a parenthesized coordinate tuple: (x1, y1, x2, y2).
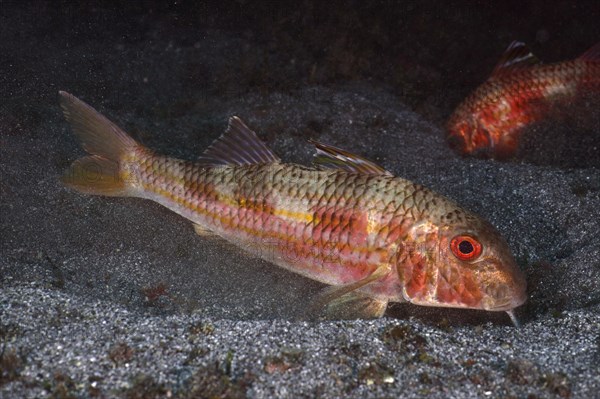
(459, 240, 474, 254)
(451, 235, 482, 260)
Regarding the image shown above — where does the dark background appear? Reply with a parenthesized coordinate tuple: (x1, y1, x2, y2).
(4, 0, 599, 117)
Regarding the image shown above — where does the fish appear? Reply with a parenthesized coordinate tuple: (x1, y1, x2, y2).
(447, 41, 600, 159)
(59, 91, 527, 323)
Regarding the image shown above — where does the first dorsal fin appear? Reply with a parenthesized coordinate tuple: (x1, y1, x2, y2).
(198, 116, 280, 166)
(491, 41, 540, 76)
(309, 139, 393, 176)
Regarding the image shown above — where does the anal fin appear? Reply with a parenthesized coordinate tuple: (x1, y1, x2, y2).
(193, 223, 216, 236)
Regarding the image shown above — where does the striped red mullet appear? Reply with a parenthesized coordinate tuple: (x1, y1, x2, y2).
(447, 41, 600, 159)
(60, 92, 526, 324)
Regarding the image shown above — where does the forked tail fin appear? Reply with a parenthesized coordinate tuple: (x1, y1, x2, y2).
(59, 91, 141, 196)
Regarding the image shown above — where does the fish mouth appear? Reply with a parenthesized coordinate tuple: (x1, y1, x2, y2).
(466, 126, 497, 157)
(447, 132, 467, 153)
(482, 281, 527, 311)
(484, 295, 527, 311)
(486, 301, 513, 311)
(471, 146, 494, 159)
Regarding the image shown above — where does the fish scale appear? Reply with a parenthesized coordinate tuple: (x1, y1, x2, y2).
(133, 159, 413, 285)
(59, 91, 527, 322)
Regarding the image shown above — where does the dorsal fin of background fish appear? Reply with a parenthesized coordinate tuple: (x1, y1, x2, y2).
(198, 116, 281, 166)
(309, 139, 393, 176)
(491, 41, 600, 78)
(490, 41, 541, 76)
(579, 42, 600, 62)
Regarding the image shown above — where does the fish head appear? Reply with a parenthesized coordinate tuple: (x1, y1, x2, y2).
(398, 211, 527, 312)
(437, 217, 527, 312)
(447, 114, 498, 158)
(447, 114, 523, 159)
(447, 87, 530, 159)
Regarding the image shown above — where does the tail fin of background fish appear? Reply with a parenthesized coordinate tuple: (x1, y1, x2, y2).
(579, 42, 600, 62)
(59, 91, 141, 197)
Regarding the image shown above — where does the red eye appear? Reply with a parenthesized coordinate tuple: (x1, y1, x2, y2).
(450, 235, 482, 261)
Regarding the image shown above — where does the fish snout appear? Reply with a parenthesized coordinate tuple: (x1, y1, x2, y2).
(483, 273, 527, 311)
(470, 146, 495, 159)
(446, 117, 473, 154)
(447, 131, 467, 153)
(447, 121, 494, 157)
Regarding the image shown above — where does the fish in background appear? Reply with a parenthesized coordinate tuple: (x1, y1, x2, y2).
(447, 41, 600, 159)
(59, 92, 526, 325)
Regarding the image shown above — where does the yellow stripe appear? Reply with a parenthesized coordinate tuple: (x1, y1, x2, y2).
(273, 207, 316, 224)
(141, 182, 385, 261)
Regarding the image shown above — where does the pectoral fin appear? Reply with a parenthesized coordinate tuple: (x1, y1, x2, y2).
(318, 291, 388, 320)
(307, 264, 391, 320)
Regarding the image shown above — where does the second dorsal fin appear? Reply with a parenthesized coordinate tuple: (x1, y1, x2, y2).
(309, 139, 393, 176)
(491, 41, 540, 76)
(198, 116, 280, 166)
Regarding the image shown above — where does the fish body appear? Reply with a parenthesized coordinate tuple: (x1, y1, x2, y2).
(60, 92, 527, 320)
(447, 41, 600, 158)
